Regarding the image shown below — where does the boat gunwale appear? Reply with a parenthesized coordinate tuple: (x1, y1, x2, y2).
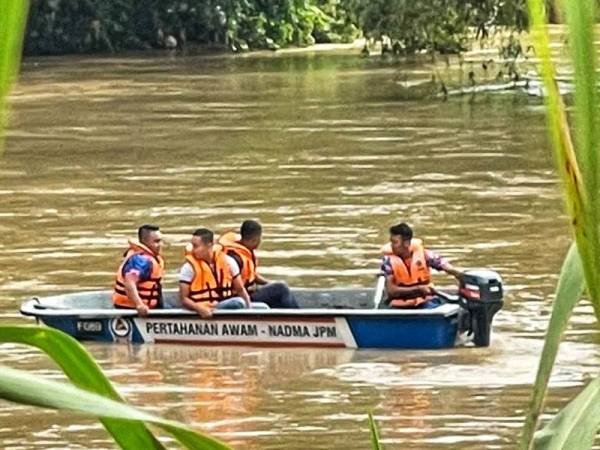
(20, 301, 461, 319)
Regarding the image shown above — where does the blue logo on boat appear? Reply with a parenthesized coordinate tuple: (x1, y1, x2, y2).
(110, 317, 132, 338)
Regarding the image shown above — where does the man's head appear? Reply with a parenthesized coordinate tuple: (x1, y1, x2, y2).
(138, 224, 162, 255)
(240, 219, 262, 250)
(191, 228, 214, 262)
(389, 222, 413, 258)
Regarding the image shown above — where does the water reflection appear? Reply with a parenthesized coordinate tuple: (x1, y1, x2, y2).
(99, 345, 356, 447)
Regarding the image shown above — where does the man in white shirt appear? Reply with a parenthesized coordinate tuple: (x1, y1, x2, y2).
(179, 228, 268, 318)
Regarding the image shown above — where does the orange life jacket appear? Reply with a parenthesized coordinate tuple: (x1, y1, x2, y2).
(217, 231, 257, 290)
(113, 240, 164, 308)
(185, 250, 234, 302)
(383, 239, 432, 307)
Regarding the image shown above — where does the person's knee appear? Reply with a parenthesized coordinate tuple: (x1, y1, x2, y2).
(270, 281, 290, 295)
(233, 298, 247, 309)
(251, 302, 270, 310)
(273, 282, 299, 308)
(217, 298, 246, 309)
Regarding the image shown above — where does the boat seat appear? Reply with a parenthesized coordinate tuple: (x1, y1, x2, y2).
(293, 288, 374, 309)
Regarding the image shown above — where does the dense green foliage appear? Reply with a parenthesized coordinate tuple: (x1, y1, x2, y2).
(24, 0, 531, 55)
(24, 0, 359, 54)
(350, 0, 528, 55)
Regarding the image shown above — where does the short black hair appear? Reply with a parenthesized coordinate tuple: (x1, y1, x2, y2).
(138, 224, 160, 242)
(193, 228, 214, 244)
(389, 222, 413, 241)
(241, 220, 262, 240)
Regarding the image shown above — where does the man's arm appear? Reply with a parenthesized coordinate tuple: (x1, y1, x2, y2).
(381, 256, 430, 298)
(385, 275, 431, 298)
(425, 250, 463, 279)
(442, 265, 463, 279)
(178, 262, 216, 318)
(121, 254, 155, 316)
(232, 276, 251, 307)
(179, 282, 215, 318)
(225, 255, 251, 306)
(254, 273, 270, 285)
(123, 272, 149, 317)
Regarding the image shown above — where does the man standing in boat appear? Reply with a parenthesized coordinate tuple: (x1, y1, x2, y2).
(112, 224, 164, 317)
(382, 222, 463, 308)
(218, 220, 299, 309)
(179, 228, 269, 318)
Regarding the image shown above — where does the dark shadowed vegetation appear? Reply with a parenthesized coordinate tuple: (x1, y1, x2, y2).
(349, 0, 528, 55)
(24, 0, 530, 55)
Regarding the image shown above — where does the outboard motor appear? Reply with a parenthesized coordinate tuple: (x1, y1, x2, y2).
(459, 269, 503, 347)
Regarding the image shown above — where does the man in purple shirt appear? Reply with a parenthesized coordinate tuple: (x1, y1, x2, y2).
(113, 224, 164, 315)
(380, 223, 462, 308)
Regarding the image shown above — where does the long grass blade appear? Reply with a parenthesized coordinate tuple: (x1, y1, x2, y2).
(519, 243, 585, 448)
(526, 0, 598, 309)
(0, 326, 183, 449)
(0, 325, 161, 449)
(0, 365, 230, 450)
(522, 0, 600, 446)
(557, 0, 600, 323)
(526, 0, 595, 299)
(0, 0, 29, 154)
(562, 0, 599, 217)
(533, 375, 600, 449)
(368, 412, 383, 450)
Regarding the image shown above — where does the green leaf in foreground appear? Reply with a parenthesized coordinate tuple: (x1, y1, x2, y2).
(0, 325, 229, 449)
(520, 243, 585, 449)
(368, 412, 383, 450)
(533, 375, 600, 450)
(526, 0, 598, 318)
(0, 364, 230, 450)
(557, 0, 600, 325)
(0, 325, 163, 449)
(0, 0, 29, 153)
(561, 0, 599, 222)
(523, 0, 600, 446)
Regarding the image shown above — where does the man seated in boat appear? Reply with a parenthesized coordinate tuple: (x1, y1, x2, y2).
(217, 219, 299, 309)
(381, 222, 463, 309)
(179, 228, 269, 318)
(112, 224, 164, 317)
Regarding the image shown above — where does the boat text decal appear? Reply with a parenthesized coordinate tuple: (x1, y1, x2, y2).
(134, 317, 351, 347)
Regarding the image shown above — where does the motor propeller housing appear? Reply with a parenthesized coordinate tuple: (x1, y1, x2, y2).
(458, 269, 504, 347)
